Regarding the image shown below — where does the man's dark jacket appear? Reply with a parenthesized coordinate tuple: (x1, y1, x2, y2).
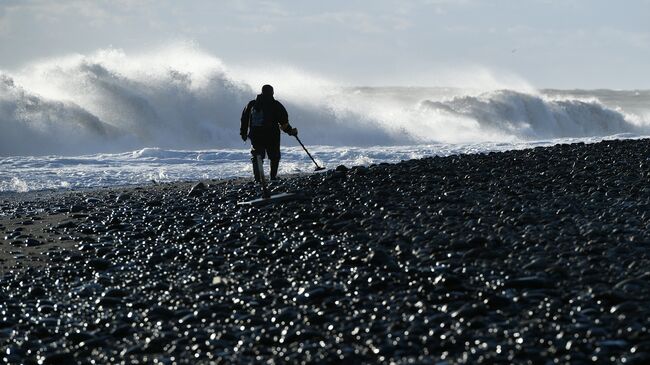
(240, 94, 290, 138)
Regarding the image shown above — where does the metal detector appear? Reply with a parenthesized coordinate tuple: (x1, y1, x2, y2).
(295, 136, 326, 171)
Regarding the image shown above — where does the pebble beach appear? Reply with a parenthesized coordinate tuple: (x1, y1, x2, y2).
(2, 138, 650, 364)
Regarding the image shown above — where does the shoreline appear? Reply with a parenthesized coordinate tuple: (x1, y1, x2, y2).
(3, 133, 647, 198)
(0, 172, 314, 203)
(2, 138, 650, 363)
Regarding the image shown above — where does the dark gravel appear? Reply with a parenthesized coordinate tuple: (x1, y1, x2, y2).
(1, 138, 650, 364)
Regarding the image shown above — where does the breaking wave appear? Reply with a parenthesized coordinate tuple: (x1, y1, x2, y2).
(420, 90, 644, 141)
(0, 45, 647, 156)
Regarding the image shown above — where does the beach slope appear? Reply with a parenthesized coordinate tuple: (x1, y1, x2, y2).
(2, 139, 650, 364)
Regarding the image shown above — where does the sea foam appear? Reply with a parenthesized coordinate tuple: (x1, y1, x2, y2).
(1, 45, 647, 157)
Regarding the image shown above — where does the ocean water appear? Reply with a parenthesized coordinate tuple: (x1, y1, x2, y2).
(1, 46, 649, 193)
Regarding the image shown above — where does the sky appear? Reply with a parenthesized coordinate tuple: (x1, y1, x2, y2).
(0, 0, 648, 89)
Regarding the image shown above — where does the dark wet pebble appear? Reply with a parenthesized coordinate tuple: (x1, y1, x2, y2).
(38, 352, 75, 365)
(504, 276, 553, 289)
(69, 205, 85, 213)
(87, 258, 112, 271)
(366, 247, 398, 270)
(25, 238, 42, 246)
(610, 301, 640, 315)
(56, 221, 77, 229)
(188, 182, 207, 196)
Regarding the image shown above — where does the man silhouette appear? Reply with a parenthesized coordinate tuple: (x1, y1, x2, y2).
(240, 85, 297, 181)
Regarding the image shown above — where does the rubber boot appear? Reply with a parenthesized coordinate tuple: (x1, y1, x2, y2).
(270, 159, 279, 180)
(251, 156, 261, 182)
(256, 155, 271, 198)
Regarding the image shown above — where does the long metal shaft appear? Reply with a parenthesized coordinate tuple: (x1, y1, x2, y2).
(295, 136, 324, 170)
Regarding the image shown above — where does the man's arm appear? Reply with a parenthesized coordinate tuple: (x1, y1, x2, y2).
(240, 102, 252, 140)
(276, 101, 297, 136)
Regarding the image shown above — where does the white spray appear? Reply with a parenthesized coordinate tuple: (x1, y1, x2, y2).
(1, 44, 648, 156)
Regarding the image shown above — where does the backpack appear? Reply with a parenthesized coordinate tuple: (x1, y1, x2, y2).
(250, 106, 265, 128)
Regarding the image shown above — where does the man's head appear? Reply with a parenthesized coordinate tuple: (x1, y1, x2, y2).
(261, 84, 274, 97)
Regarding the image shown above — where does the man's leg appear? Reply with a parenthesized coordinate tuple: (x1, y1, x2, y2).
(268, 133, 281, 180)
(250, 153, 261, 182)
(250, 132, 266, 182)
(270, 159, 279, 180)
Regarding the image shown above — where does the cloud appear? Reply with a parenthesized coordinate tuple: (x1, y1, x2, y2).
(303, 11, 412, 34)
(422, 0, 474, 3)
(600, 28, 650, 50)
(1, 0, 648, 88)
(0, 0, 157, 30)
